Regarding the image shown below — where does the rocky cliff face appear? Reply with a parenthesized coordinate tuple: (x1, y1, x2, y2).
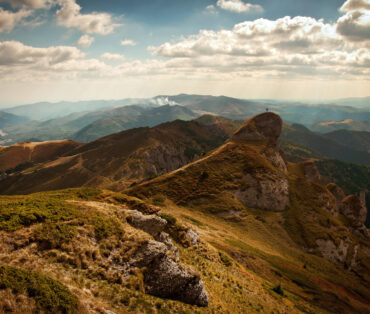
(232, 113, 289, 211)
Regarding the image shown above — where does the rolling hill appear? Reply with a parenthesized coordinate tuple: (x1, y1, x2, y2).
(312, 119, 370, 133)
(0, 140, 81, 174)
(0, 104, 198, 144)
(0, 118, 233, 194)
(322, 130, 370, 153)
(281, 124, 370, 165)
(73, 105, 198, 142)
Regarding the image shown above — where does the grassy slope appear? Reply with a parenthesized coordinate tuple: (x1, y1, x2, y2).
(0, 188, 312, 313)
(0, 140, 81, 172)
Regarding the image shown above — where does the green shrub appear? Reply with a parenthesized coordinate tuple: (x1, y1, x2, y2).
(219, 251, 233, 267)
(90, 214, 124, 241)
(0, 198, 80, 232)
(160, 213, 177, 225)
(0, 266, 78, 313)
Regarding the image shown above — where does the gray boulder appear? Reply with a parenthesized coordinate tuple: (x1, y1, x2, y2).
(126, 210, 167, 237)
(131, 240, 209, 307)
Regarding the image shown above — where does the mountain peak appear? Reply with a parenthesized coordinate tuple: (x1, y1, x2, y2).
(232, 112, 282, 143)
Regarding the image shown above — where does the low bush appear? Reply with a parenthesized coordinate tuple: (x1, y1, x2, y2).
(0, 266, 78, 313)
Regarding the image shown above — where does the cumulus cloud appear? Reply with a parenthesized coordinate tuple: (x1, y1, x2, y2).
(340, 0, 370, 12)
(0, 0, 54, 9)
(101, 52, 125, 61)
(149, 14, 370, 80)
(120, 39, 136, 46)
(0, 40, 84, 66)
(0, 40, 115, 83)
(77, 34, 94, 48)
(56, 0, 119, 35)
(337, 0, 370, 41)
(0, 7, 31, 32)
(216, 0, 263, 13)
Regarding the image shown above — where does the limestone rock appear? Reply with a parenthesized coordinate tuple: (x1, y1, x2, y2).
(185, 228, 199, 246)
(156, 232, 180, 261)
(316, 238, 351, 264)
(263, 149, 288, 173)
(234, 173, 289, 211)
(232, 112, 282, 143)
(327, 183, 345, 202)
(341, 195, 367, 228)
(126, 210, 167, 237)
(131, 240, 209, 307)
(326, 183, 345, 215)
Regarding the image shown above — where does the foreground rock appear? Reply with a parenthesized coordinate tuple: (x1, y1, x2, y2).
(131, 240, 209, 307)
(125, 208, 207, 304)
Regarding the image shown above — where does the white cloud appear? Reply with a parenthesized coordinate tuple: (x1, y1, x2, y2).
(0, 0, 54, 9)
(120, 39, 136, 46)
(0, 7, 31, 32)
(216, 0, 263, 13)
(337, 0, 370, 41)
(56, 0, 120, 35)
(77, 34, 94, 48)
(101, 52, 125, 61)
(148, 14, 370, 80)
(340, 0, 370, 12)
(0, 40, 84, 66)
(205, 4, 218, 15)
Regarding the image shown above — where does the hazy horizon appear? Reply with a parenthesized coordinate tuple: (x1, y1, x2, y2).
(1, 93, 370, 109)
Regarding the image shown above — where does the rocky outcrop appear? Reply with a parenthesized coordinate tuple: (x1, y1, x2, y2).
(326, 183, 345, 213)
(124, 144, 190, 180)
(301, 160, 321, 182)
(341, 195, 368, 238)
(123, 207, 208, 305)
(234, 173, 289, 211)
(131, 240, 208, 307)
(231, 113, 289, 211)
(185, 228, 199, 246)
(156, 231, 180, 261)
(126, 210, 167, 237)
(232, 112, 282, 143)
(126, 210, 179, 260)
(316, 238, 351, 264)
(263, 149, 288, 173)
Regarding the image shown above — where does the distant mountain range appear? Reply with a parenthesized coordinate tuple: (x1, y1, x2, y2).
(0, 94, 369, 145)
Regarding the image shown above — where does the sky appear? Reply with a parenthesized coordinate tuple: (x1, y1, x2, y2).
(0, 0, 369, 106)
